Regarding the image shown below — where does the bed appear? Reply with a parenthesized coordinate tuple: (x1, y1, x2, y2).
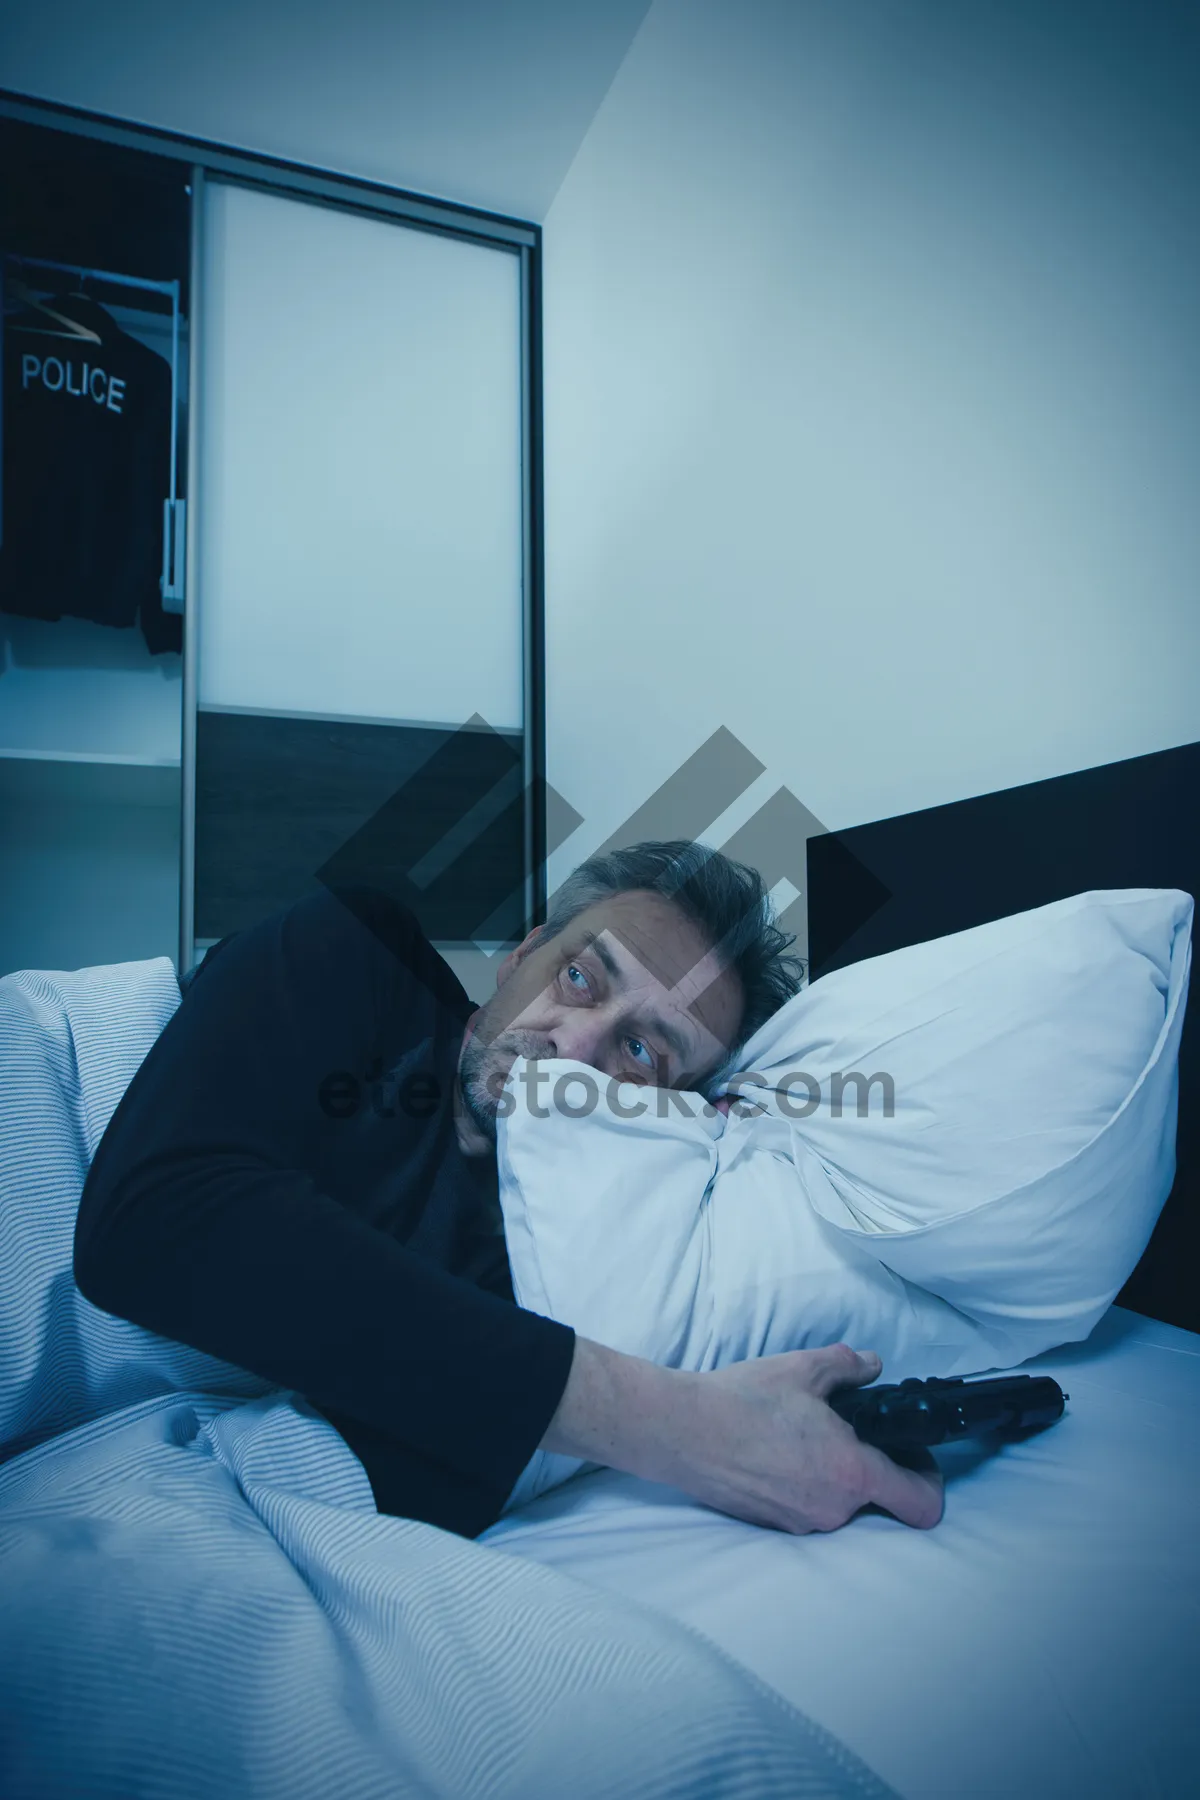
(3, 742, 1197, 1798)
(0, 956, 898, 1800)
(484, 1303, 1200, 1799)
(479, 744, 1200, 1800)
(0, 1383, 898, 1800)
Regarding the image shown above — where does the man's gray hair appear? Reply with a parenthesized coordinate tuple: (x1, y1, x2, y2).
(539, 840, 805, 1054)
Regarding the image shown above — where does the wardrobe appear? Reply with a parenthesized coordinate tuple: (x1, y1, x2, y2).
(0, 97, 551, 1001)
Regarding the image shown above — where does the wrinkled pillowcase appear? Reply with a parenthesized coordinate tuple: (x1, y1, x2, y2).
(496, 888, 1192, 1510)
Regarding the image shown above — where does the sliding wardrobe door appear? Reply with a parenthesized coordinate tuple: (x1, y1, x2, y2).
(190, 179, 531, 988)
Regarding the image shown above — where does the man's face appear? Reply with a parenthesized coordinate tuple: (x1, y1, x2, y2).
(456, 888, 744, 1146)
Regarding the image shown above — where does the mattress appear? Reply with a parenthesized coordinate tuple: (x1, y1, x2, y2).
(482, 1306, 1200, 1800)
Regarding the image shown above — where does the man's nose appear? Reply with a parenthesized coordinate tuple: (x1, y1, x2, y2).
(547, 1013, 610, 1070)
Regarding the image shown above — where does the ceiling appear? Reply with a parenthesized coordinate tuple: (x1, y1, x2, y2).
(0, 0, 653, 221)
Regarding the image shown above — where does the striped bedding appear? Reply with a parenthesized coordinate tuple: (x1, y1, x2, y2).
(0, 958, 272, 1463)
(0, 960, 893, 1799)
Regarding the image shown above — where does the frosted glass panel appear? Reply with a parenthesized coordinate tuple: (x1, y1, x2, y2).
(197, 183, 523, 730)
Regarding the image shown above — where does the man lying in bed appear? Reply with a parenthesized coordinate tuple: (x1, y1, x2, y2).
(74, 840, 943, 1540)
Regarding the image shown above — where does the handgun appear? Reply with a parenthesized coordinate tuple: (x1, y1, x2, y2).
(828, 1372, 1067, 1454)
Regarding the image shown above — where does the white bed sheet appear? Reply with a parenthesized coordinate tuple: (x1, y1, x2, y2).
(482, 1306, 1200, 1800)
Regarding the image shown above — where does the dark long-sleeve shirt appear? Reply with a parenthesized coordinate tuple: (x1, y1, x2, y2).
(73, 884, 576, 1537)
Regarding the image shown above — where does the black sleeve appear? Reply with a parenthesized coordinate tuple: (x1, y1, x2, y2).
(73, 887, 576, 1520)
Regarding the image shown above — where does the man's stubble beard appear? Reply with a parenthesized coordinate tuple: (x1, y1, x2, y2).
(457, 1006, 555, 1142)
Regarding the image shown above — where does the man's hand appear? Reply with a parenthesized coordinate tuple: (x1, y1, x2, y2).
(541, 1338, 944, 1535)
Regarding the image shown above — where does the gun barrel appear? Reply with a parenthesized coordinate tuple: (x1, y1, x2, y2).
(831, 1373, 1067, 1450)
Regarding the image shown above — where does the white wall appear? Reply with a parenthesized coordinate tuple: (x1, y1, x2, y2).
(540, 0, 1200, 927)
(7, 1, 1198, 959)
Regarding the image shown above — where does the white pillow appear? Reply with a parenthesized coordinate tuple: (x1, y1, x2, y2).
(496, 888, 1192, 1509)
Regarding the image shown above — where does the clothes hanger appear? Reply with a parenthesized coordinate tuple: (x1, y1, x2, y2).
(5, 273, 103, 344)
(46, 268, 120, 338)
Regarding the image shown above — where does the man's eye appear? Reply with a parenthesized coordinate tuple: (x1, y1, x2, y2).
(565, 964, 590, 992)
(626, 1037, 655, 1069)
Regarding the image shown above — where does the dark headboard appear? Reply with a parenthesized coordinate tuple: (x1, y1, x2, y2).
(806, 739, 1198, 1334)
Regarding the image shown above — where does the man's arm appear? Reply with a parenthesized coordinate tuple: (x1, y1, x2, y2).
(76, 886, 939, 1536)
(73, 888, 576, 1504)
(542, 1338, 944, 1532)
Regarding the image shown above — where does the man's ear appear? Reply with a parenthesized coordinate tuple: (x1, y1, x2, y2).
(495, 925, 545, 988)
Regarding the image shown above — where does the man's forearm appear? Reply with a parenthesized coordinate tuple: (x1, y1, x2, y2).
(539, 1336, 697, 1488)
